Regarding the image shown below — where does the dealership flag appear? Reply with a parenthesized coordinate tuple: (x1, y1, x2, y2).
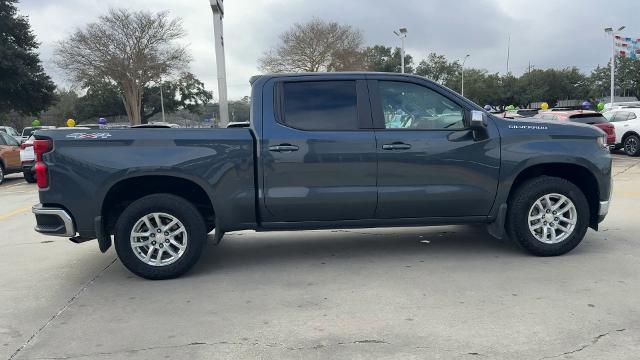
(615, 35, 640, 59)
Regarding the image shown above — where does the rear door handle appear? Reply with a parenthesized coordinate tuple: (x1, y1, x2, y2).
(382, 143, 412, 150)
(269, 144, 299, 152)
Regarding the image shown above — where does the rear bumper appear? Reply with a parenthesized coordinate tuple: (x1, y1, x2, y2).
(32, 204, 76, 237)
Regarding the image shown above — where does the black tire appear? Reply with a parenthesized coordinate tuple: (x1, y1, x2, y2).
(114, 194, 207, 280)
(24, 170, 36, 183)
(506, 176, 590, 256)
(0, 164, 4, 185)
(623, 134, 640, 156)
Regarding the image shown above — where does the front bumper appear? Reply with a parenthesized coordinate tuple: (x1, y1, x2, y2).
(32, 204, 76, 237)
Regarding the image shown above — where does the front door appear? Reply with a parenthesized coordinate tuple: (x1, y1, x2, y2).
(261, 78, 378, 222)
(0, 133, 21, 170)
(369, 79, 500, 219)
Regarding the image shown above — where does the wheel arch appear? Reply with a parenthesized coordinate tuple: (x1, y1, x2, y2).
(508, 163, 600, 229)
(101, 175, 217, 235)
(621, 131, 640, 144)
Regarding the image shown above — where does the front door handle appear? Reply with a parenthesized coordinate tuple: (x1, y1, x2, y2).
(269, 144, 299, 152)
(382, 143, 412, 150)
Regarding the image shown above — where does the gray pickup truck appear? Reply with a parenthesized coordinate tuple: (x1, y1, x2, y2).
(32, 73, 612, 279)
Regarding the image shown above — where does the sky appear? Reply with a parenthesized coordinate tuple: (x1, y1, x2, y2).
(17, 0, 640, 100)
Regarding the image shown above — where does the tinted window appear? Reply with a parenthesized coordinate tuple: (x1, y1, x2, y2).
(569, 113, 608, 124)
(0, 134, 5, 145)
(628, 112, 637, 120)
(281, 81, 358, 130)
(377, 81, 465, 130)
(22, 128, 36, 137)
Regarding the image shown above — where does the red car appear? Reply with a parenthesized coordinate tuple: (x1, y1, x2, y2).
(535, 110, 615, 145)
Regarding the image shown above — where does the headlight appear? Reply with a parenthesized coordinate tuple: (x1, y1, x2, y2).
(596, 135, 608, 149)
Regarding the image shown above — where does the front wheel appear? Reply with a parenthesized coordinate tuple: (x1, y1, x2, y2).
(506, 176, 590, 256)
(623, 134, 640, 156)
(114, 194, 207, 280)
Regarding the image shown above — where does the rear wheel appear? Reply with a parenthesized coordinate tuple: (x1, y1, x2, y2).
(0, 164, 4, 184)
(507, 176, 590, 256)
(23, 170, 36, 183)
(114, 194, 207, 280)
(624, 134, 640, 156)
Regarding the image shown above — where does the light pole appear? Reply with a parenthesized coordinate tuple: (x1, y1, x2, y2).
(210, 0, 229, 127)
(604, 25, 626, 107)
(159, 77, 166, 123)
(393, 28, 408, 73)
(461, 54, 470, 97)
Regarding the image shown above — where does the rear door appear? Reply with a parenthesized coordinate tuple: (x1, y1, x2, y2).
(369, 78, 500, 219)
(607, 111, 634, 143)
(261, 76, 378, 222)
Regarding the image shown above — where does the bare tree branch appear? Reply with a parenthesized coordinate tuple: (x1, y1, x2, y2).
(54, 8, 190, 125)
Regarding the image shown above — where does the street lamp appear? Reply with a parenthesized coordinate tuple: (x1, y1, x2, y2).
(393, 27, 408, 73)
(604, 25, 626, 108)
(210, 0, 229, 127)
(461, 54, 470, 97)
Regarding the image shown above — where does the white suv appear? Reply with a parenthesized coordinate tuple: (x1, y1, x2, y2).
(603, 107, 640, 156)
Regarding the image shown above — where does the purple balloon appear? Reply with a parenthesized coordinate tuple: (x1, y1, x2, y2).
(484, 105, 492, 111)
(98, 117, 107, 125)
(582, 101, 591, 110)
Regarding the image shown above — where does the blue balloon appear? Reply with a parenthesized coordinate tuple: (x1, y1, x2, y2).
(98, 117, 107, 125)
(484, 105, 492, 111)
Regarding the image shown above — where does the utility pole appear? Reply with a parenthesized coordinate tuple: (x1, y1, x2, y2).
(461, 54, 470, 97)
(506, 34, 511, 74)
(159, 78, 166, 123)
(210, 0, 229, 127)
(393, 28, 408, 73)
(604, 26, 626, 107)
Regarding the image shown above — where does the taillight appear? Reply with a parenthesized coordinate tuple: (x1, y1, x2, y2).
(33, 139, 53, 189)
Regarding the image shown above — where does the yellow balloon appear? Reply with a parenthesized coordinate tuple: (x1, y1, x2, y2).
(66, 119, 76, 127)
(540, 102, 549, 110)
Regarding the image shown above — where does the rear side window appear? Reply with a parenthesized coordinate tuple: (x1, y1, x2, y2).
(281, 81, 358, 130)
(22, 128, 35, 137)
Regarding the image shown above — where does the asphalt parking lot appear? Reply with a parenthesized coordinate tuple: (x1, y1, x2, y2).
(1, 154, 640, 360)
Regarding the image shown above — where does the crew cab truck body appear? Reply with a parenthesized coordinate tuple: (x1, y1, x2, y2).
(32, 73, 612, 279)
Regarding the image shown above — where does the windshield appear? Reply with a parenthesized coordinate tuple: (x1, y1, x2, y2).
(22, 127, 36, 137)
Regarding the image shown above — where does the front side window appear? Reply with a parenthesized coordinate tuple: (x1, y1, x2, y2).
(281, 81, 358, 131)
(378, 81, 465, 130)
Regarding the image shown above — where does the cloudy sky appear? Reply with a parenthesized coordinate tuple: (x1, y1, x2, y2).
(17, 0, 640, 99)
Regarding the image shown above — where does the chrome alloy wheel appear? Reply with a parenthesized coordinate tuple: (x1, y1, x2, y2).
(528, 193, 577, 244)
(130, 212, 188, 266)
(625, 136, 639, 155)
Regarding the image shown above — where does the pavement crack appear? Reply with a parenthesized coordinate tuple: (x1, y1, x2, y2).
(539, 329, 626, 360)
(9, 258, 117, 360)
(26, 338, 391, 359)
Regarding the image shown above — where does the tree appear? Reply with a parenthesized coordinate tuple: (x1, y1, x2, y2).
(141, 72, 212, 122)
(76, 81, 127, 122)
(415, 52, 460, 85)
(54, 8, 190, 125)
(0, 0, 56, 116)
(364, 45, 414, 73)
(259, 18, 364, 73)
(75, 73, 212, 123)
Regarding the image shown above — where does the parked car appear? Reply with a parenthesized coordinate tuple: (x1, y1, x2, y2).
(0, 132, 22, 184)
(0, 126, 21, 143)
(32, 73, 612, 279)
(534, 111, 615, 146)
(602, 108, 640, 156)
(20, 126, 55, 143)
(19, 136, 36, 183)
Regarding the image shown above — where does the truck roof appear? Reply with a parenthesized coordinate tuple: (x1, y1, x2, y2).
(250, 72, 430, 84)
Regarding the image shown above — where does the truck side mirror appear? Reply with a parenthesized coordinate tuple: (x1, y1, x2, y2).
(470, 110, 487, 130)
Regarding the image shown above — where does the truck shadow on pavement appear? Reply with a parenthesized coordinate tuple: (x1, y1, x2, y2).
(190, 225, 533, 276)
